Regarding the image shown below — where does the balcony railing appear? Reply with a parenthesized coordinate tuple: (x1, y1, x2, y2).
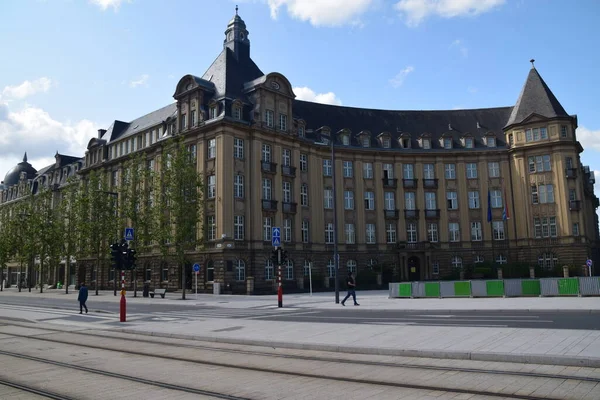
(281, 165, 296, 177)
(569, 200, 581, 211)
(382, 178, 397, 188)
(282, 202, 297, 214)
(261, 199, 278, 211)
(403, 179, 418, 189)
(566, 168, 577, 179)
(404, 209, 420, 219)
(261, 161, 277, 174)
(422, 178, 438, 189)
(384, 209, 400, 219)
(424, 209, 441, 219)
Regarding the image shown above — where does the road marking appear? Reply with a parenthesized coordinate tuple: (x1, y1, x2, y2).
(245, 310, 321, 319)
(281, 315, 554, 323)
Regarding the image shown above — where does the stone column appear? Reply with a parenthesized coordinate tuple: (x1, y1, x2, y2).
(376, 273, 382, 286)
(324, 276, 330, 288)
(529, 266, 535, 279)
(246, 277, 254, 295)
(562, 265, 569, 278)
(497, 268, 503, 280)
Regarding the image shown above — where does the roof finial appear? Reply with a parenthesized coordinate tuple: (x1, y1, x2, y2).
(235, 4, 238, 15)
(530, 58, 535, 68)
(23, 152, 27, 162)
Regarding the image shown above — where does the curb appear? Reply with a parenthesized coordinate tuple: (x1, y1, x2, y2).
(114, 328, 600, 368)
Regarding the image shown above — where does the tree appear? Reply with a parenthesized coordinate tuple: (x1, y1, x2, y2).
(0, 207, 17, 290)
(56, 177, 82, 294)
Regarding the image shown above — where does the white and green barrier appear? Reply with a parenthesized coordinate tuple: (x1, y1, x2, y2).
(389, 277, 600, 298)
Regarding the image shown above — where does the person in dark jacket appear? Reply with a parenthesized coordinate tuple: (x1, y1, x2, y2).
(78, 282, 88, 314)
(341, 272, 359, 306)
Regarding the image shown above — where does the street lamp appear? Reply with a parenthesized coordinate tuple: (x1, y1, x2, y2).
(315, 138, 340, 304)
(100, 191, 119, 296)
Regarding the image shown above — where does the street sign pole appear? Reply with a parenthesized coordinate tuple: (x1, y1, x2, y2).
(120, 270, 126, 323)
(309, 262, 313, 297)
(195, 272, 198, 300)
(587, 259, 593, 277)
(192, 263, 200, 300)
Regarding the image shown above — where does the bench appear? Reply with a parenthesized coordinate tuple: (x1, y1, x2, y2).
(150, 288, 167, 299)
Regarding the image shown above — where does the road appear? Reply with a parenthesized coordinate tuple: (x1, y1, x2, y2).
(1, 293, 598, 330)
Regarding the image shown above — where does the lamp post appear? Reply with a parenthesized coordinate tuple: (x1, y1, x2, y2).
(101, 191, 119, 296)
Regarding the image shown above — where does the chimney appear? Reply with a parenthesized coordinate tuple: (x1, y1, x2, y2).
(98, 129, 107, 138)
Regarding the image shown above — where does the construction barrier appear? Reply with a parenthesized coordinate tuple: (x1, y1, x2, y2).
(389, 277, 599, 298)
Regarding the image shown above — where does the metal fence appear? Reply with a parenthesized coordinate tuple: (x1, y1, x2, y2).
(389, 277, 600, 298)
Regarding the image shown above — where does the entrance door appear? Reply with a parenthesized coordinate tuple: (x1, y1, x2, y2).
(408, 256, 420, 281)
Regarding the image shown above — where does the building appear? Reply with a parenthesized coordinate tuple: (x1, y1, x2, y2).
(2, 9, 598, 294)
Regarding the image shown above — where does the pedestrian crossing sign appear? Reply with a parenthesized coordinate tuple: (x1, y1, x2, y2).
(124, 228, 134, 241)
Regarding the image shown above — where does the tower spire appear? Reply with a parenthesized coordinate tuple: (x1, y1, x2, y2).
(530, 58, 535, 68)
(235, 4, 238, 15)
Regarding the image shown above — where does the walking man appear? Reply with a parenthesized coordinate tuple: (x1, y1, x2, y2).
(341, 272, 360, 306)
(78, 282, 88, 314)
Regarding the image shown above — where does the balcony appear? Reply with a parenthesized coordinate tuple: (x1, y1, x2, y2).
(281, 165, 296, 177)
(424, 209, 441, 219)
(261, 199, 278, 211)
(382, 178, 397, 188)
(282, 202, 297, 214)
(566, 168, 577, 179)
(261, 161, 277, 174)
(423, 178, 439, 189)
(403, 179, 418, 189)
(404, 209, 420, 219)
(384, 209, 400, 219)
(569, 200, 581, 211)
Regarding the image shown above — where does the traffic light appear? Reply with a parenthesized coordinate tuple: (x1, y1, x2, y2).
(110, 242, 121, 270)
(120, 241, 129, 269)
(126, 249, 137, 270)
(271, 249, 279, 265)
(281, 250, 288, 264)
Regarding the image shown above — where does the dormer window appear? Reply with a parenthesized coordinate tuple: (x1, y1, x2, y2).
(486, 137, 496, 148)
(443, 138, 452, 149)
(209, 106, 217, 119)
(382, 137, 391, 149)
(525, 127, 548, 142)
(508, 134, 514, 147)
(464, 138, 474, 149)
(265, 110, 274, 127)
(279, 114, 287, 131)
(342, 135, 350, 146)
(181, 113, 187, 130)
(362, 137, 370, 148)
(400, 137, 410, 149)
(422, 139, 431, 149)
(233, 106, 242, 120)
(561, 125, 568, 138)
(298, 125, 305, 137)
(191, 110, 197, 126)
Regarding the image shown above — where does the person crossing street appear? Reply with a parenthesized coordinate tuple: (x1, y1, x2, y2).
(78, 282, 88, 314)
(341, 272, 359, 306)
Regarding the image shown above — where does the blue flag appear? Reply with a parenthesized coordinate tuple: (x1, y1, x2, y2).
(487, 189, 492, 222)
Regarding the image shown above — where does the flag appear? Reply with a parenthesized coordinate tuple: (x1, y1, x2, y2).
(487, 189, 492, 222)
(502, 187, 510, 221)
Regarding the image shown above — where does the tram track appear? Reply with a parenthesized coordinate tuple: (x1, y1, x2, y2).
(0, 379, 77, 400)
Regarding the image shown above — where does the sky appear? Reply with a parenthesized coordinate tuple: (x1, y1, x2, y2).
(1, 0, 599, 196)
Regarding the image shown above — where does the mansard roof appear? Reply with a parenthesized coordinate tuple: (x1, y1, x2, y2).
(103, 103, 177, 144)
(3, 153, 37, 187)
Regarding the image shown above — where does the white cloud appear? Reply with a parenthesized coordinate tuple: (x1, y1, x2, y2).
(395, 0, 505, 27)
(268, 0, 373, 27)
(450, 39, 468, 57)
(1, 77, 54, 101)
(293, 86, 342, 105)
(129, 74, 149, 88)
(576, 126, 600, 152)
(89, 0, 130, 11)
(389, 66, 415, 88)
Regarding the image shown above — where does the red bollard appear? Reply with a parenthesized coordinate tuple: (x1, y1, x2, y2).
(120, 292, 126, 322)
(278, 286, 283, 308)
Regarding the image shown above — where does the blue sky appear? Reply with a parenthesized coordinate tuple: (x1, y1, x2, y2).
(1, 0, 599, 193)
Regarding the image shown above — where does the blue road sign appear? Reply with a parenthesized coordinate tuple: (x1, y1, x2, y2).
(272, 227, 281, 247)
(587, 259, 593, 268)
(124, 228, 134, 241)
(193, 263, 201, 273)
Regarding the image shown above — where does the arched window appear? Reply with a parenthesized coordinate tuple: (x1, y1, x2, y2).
(496, 254, 507, 265)
(303, 260, 312, 276)
(347, 260, 357, 273)
(451, 256, 462, 269)
(327, 259, 335, 278)
(265, 259, 274, 280)
(285, 260, 294, 280)
(538, 252, 558, 270)
(367, 259, 377, 270)
(235, 259, 245, 281)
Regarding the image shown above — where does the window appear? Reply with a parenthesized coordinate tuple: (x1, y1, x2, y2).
(279, 114, 287, 131)
(538, 184, 554, 204)
(446, 191, 458, 210)
(573, 223, 580, 236)
(265, 110, 274, 127)
(235, 260, 245, 281)
(347, 260, 357, 273)
(427, 223, 438, 242)
(569, 189, 577, 201)
(423, 164, 435, 179)
(234, 216, 244, 240)
(262, 179, 272, 200)
(301, 220, 310, 243)
(401, 138, 410, 148)
(487, 137, 496, 147)
(262, 144, 272, 162)
(324, 188, 333, 209)
(531, 185, 539, 204)
(181, 113, 187, 130)
(300, 184, 309, 206)
(468, 191, 480, 209)
(343, 161, 353, 178)
(207, 139, 216, 159)
(282, 181, 292, 203)
(451, 256, 463, 269)
(298, 125, 305, 137)
(265, 260, 274, 280)
(407, 222, 417, 243)
(362, 137, 370, 147)
(284, 219, 292, 242)
(493, 221, 505, 240)
(206, 261, 214, 282)
(449, 222, 460, 242)
(207, 216, 216, 240)
(565, 157, 573, 169)
(475, 255, 485, 264)
(383, 163, 394, 179)
(405, 192, 416, 210)
(327, 259, 335, 278)
(325, 222, 334, 244)
(471, 221, 482, 241)
(323, 159, 332, 176)
(345, 223, 355, 244)
(561, 125, 568, 138)
(285, 260, 294, 280)
(161, 263, 169, 282)
(386, 223, 397, 243)
(538, 252, 558, 270)
(342, 135, 350, 145)
(234, 174, 244, 198)
(508, 134, 514, 147)
(528, 155, 551, 173)
(432, 261, 440, 274)
(466, 163, 478, 179)
(187, 144, 197, 164)
(533, 216, 557, 238)
(382, 137, 391, 148)
(445, 164, 456, 179)
(444, 138, 452, 149)
(465, 137, 474, 149)
(525, 127, 548, 142)
(208, 175, 216, 199)
(300, 154, 308, 171)
(344, 190, 354, 210)
(263, 217, 272, 241)
(232, 137, 244, 159)
(209, 106, 217, 119)
(366, 224, 376, 244)
(496, 255, 507, 265)
(488, 162, 500, 177)
(425, 192, 436, 210)
(403, 164, 414, 179)
(384, 192, 395, 210)
(491, 190, 502, 208)
(191, 110, 197, 126)
(363, 162, 373, 179)
(233, 106, 242, 120)
(364, 191, 375, 210)
(423, 138, 431, 149)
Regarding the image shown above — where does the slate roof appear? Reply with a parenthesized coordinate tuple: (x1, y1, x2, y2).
(3, 153, 37, 187)
(104, 103, 177, 143)
(293, 100, 513, 149)
(505, 67, 569, 128)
